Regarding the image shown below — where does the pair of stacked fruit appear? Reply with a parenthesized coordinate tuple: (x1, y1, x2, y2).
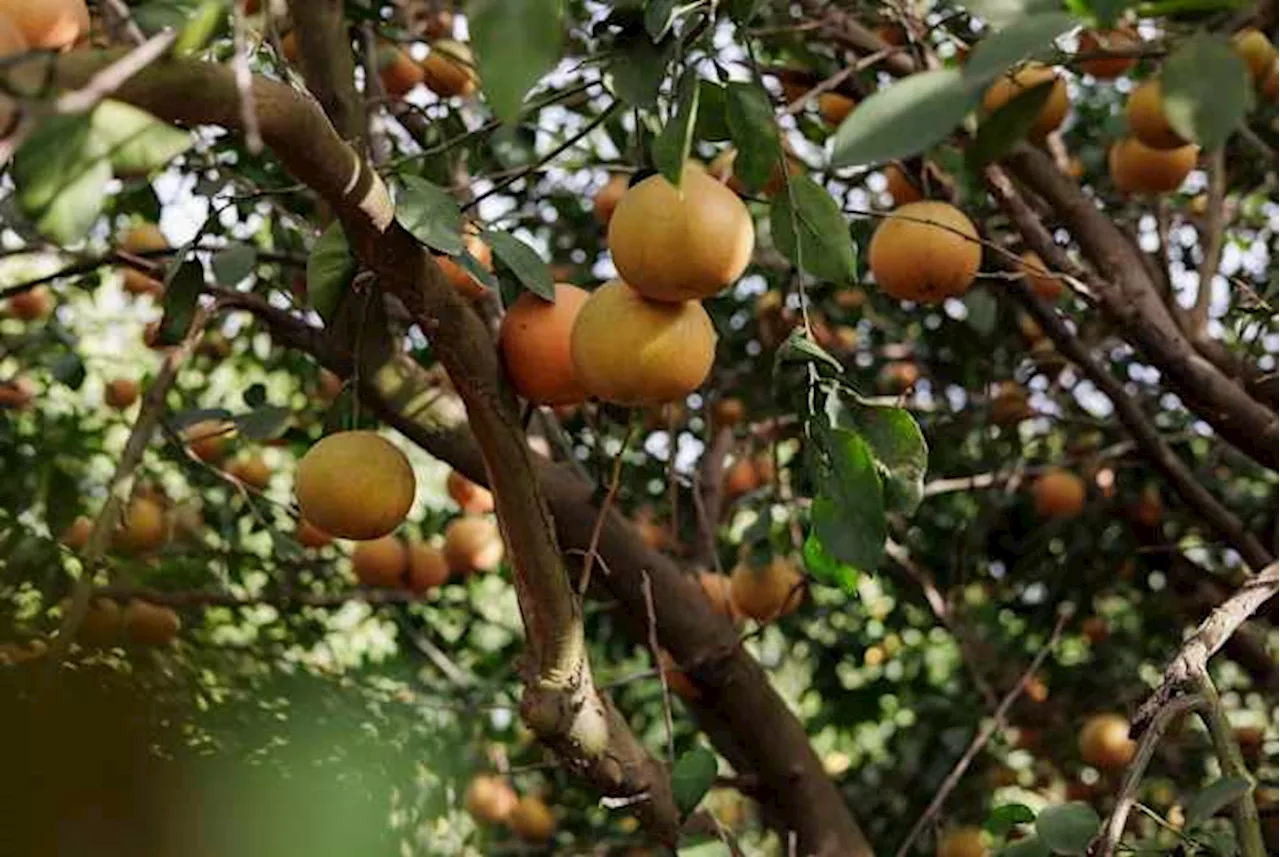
(497, 164, 755, 409)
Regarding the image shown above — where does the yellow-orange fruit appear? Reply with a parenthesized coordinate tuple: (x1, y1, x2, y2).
(406, 540, 450, 593)
(120, 222, 168, 255)
(634, 509, 670, 552)
(61, 515, 93, 551)
(112, 496, 168, 555)
(183, 419, 233, 463)
(884, 163, 923, 205)
(121, 267, 164, 297)
(723, 458, 761, 498)
(421, 8, 454, 40)
(1080, 713, 1136, 769)
(77, 597, 123, 647)
(878, 360, 921, 394)
(699, 572, 739, 620)
(316, 368, 344, 401)
(464, 775, 518, 824)
(1031, 468, 1085, 519)
(421, 39, 477, 98)
(730, 558, 804, 623)
(295, 431, 416, 540)
(438, 229, 492, 299)
(1108, 137, 1198, 195)
(1077, 28, 1140, 79)
(1233, 28, 1277, 83)
(0, 377, 33, 409)
(509, 795, 557, 842)
(868, 201, 980, 303)
(446, 470, 494, 515)
(818, 91, 856, 126)
(104, 378, 139, 410)
(1127, 79, 1186, 150)
(296, 518, 333, 549)
(937, 827, 988, 857)
(7, 287, 50, 320)
(570, 280, 716, 406)
(443, 516, 504, 575)
(378, 45, 424, 98)
(713, 397, 746, 429)
(593, 173, 630, 225)
(0, 0, 88, 50)
(122, 599, 180, 646)
(499, 283, 590, 405)
(1019, 251, 1064, 300)
(280, 30, 299, 63)
(227, 453, 272, 490)
(982, 64, 1069, 139)
(1081, 615, 1109, 644)
(607, 167, 754, 302)
(753, 452, 776, 486)
(351, 535, 408, 587)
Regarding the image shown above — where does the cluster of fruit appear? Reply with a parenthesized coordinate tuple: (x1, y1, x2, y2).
(463, 774, 557, 844)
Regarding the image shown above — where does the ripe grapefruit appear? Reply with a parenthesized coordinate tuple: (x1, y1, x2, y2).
(982, 64, 1069, 139)
(868, 201, 980, 303)
(227, 452, 272, 490)
(570, 280, 716, 406)
(183, 419, 233, 463)
(1077, 28, 1139, 79)
(295, 518, 333, 549)
(698, 572, 739, 620)
(295, 431, 416, 540)
(1079, 713, 1136, 769)
(7, 287, 50, 320)
(499, 283, 590, 405)
(730, 558, 804, 622)
(937, 827, 988, 857)
(1233, 28, 1277, 83)
(1031, 468, 1085, 519)
(1108, 137, 1197, 195)
(377, 44, 423, 98)
(446, 470, 494, 515)
(104, 378, 139, 410)
(884, 163, 923, 205)
(443, 516, 504, 575)
(122, 599, 181, 645)
(437, 228, 492, 299)
(593, 174, 629, 225)
(1127, 79, 1186, 150)
(112, 496, 168, 555)
(421, 39, 477, 98)
(607, 166, 754, 302)
(817, 92, 855, 126)
(407, 540, 450, 592)
(1018, 251, 1064, 300)
(509, 795, 556, 842)
(464, 775, 518, 824)
(351, 535, 408, 587)
(0, 0, 88, 50)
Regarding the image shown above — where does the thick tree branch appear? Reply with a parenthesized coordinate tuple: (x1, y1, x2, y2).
(999, 148, 1278, 470)
(54, 50, 680, 842)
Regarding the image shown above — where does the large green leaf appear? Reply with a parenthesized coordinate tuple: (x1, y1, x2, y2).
(157, 261, 204, 346)
(1161, 33, 1252, 151)
(234, 406, 293, 442)
(468, 0, 564, 123)
(810, 427, 886, 572)
(849, 402, 928, 515)
(608, 30, 673, 108)
(963, 0, 1064, 28)
(1035, 802, 1100, 855)
(999, 835, 1052, 857)
(775, 329, 844, 374)
(802, 530, 860, 593)
(769, 174, 857, 284)
(670, 746, 717, 815)
(725, 80, 783, 191)
(829, 69, 982, 168)
(91, 100, 192, 177)
(1186, 775, 1253, 828)
(987, 804, 1037, 837)
(966, 80, 1057, 170)
(652, 69, 701, 188)
(483, 230, 555, 301)
(306, 223, 355, 323)
(12, 114, 111, 244)
(694, 80, 731, 141)
(395, 176, 464, 254)
(644, 0, 680, 40)
(211, 245, 258, 286)
(963, 13, 1078, 80)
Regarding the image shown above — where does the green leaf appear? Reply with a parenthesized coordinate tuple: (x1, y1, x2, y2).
(802, 530, 860, 593)
(652, 70, 701, 188)
(173, 0, 226, 56)
(999, 835, 1053, 857)
(726, 0, 764, 24)
(810, 427, 886, 572)
(51, 353, 86, 390)
(963, 13, 1078, 81)
(306, 223, 354, 324)
(243, 383, 267, 408)
(44, 465, 80, 541)
(270, 530, 305, 562)
(725, 81, 782, 191)
(234, 406, 292, 441)
(395, 176, 464, 254)
(608, 31, 673, 108)
(12, 114, 111, 244)
(1186, 775, 1253, 828)
(964, 287, 999, 335)
(482, 230, 555, 301)
(131, 0, 198, 33)
(830, 69, 982, 168)
(987, 804, 1038, 837)
(1161, 33, 1253, 151)
(694, 80, 731, 141)
(211, 245, 257, 286)
(849, 403, 928, 515)
(644, 0, 680, 40)
(670, 747, 717, 815)
(469, 0, 564, 123)
(967, 80, 1056, 170)
(452, 251, 498, 291)
(157, 261, 204, 346)
(91, 100, 192, 178)
(1035, 802, 1101, 855)
(963, 0, 1065, 28)
(775, 329, 844, 374)
(769, 174, 858, 284)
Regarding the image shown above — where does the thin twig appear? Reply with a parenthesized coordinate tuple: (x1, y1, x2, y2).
(577, 422, 634, 595)
(893, 609, 1072, 857)
(1189, 148, 1226, 333)
(642, 570, 676, 764)
(230, 1, 263, 155)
